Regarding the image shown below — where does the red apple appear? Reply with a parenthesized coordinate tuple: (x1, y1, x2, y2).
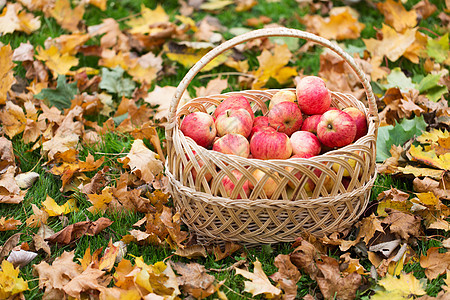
(214, 95, 254, 119)
(343, 107, 368, 141)
(249, 125, 276, 140)
(213, 133, 250, 158)
(215, 109, 253, 138)
(222, 170, 250, 199)
(267, 101, 303, 136)
(253, 116, 270, 128)
(296, 76, 331, 115)
(250, 130, 292, 160)
(180, 112, 216, 148)
(290, 131, 321, 157)
(248, 169, 280, 199)
(317, 110, 356, 148)
(269, 90, 296, 110)
(301, 114, 322, 135)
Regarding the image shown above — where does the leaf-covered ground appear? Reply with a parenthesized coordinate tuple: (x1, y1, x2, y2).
(0, 0, 449, 299)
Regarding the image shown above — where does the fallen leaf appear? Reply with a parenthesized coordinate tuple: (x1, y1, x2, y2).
(377, 0, 417, 32)
(364, 25, 417, 62)
(0, 137, 15, 173)
(269, 254, 301, 300)
(315, 256, 362, 300)
(409, 144, 449, 170)
(0, 260, 29, 298)
(382, 209, 421, 240)
(35, 46, 79, 77)
(45, 218, 113, 245)
(0, 233, 22, 260)
(144, 85, 191, 120)
(0, 45, 16, 105)
(413, 177, 450, 200)
(42, 195, 78, 216)
(372, 272, 426, 299)
(251, 43, 297, 89)
(195, 77, 228, 98)
(34, 75, 78, 111)
(98, 240, 119, 271)
(118, 139, 164, 183)
(172, 261, 217, 298)
(213, 242, 242, 261)
(7, 249, 37, 268)
(235, 258, 282, 298)
(63, 266, 107, 299)
(126, 4, 169, 34)
(420, 247, 450, 280)
(174, 245, 207, 259)
(48, 0, 84, 32)
(0, 217, 21, 232)
(0, 101, 26, 139)
(290, 238, 320, 278)
(427, 33, 449, 64)
(302, 7, 365, 40)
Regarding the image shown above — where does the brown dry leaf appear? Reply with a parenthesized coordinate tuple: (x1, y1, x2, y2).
(174, 245, 207, 259)
(45, 218, 113, 245)
(0, 217, 21, 232)
(235, 258, 282, 298)
(26, 204, 49, 228)
(413, 177, 450, 200)
(316, 256, 362, 300)
(0, 166, 20, 196)
(35, 45, 79, 77)
(34, 251, 83, 299)
(382, 209, 421, 240)
(118, 139, 164, 183)
(364, 24, 417, 62)
(414, 0, 437, 20)
(377, 145, 403, 175)
(48, 0, 85, 32)
(213, 242, 242, 261)
(159, 206, 188, 248)
(302, 7, 365, 40)
(269, 254, 301, 300)
(88, 18, 129, 51)
(420, 247, 450, 280)
(0, 137, 15, 173)
(144, 85, 191, 120)
(251, 43, 297, 89)
(0, 101, 26, 139)
(377, 0, 417, 33)
(42, 106, 83, 160)
(290, 238, 321, 278)
(82, 166, 110, 195)
(377, 188, 412, 217)
(63, 266, 107, 299)
(340, 253, 367, 275)
(0, 45, 16, 105)
(195, 77, 228, 98)
(33, 234, 51, 257)
(171, 261, 217, 298)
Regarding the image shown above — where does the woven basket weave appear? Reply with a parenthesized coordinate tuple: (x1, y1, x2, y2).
(165, 28, 379, 246)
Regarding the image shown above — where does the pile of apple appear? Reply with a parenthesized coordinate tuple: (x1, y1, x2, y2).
(180, 76, 368, 198)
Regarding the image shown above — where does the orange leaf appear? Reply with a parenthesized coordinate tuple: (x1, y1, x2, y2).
(48, 0, 85, 33)
(98, 240, 119, 272)
(377, 0, 417, 33)
(0, 45, 16, 105)
(0, 217, 22, 231)
(0, 101, 26, 138)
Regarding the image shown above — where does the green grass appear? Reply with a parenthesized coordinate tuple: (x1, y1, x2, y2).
(1, 0, 448, 298)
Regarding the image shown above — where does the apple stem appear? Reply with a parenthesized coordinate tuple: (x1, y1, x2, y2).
(327, 124, 333, 130)
(226, 110, 230, 118)
(276, 125, 281, 132)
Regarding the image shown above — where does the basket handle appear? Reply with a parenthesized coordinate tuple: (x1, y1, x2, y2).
(167, 27, 378, 126)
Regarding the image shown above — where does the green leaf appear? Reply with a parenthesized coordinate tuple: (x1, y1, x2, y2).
(34, 75, 78, 111)
(345, 44, 366, 57)
(381, 68, 415, 91)
(417, 73, 441, 93)
(427, 33, 449, 63)
(376, 115, 427, 162)
(99, 67, 136, 97)
(426, 85, 448, 102)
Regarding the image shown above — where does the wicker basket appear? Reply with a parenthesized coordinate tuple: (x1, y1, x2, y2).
(165, 28, 379, 246)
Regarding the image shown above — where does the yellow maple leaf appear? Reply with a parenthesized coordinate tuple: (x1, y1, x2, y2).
(99, 49, 130, 70)
(251, 43, 297, 89)
(235, 259, 282, 298)
(49, 0, 85, 32)
(84, 0, 107, 11)
(126, 4, 169, 34)
(0, 101, 26, 138)
(377, 0, 417, 33)
(302, 7, 365, 40)
(35, 45, 79, 76)
(0, 45, 16, 105)
(372, 272, 426, 299)
(50, 33, 91, 55)
(364, 24, 416, 62)
(42, 195, 78, 216)
(0, 260, 29, 298)
(17, 8, 41, 34)
(127, 52, 163, 84)
(404, 31, 428, 64)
